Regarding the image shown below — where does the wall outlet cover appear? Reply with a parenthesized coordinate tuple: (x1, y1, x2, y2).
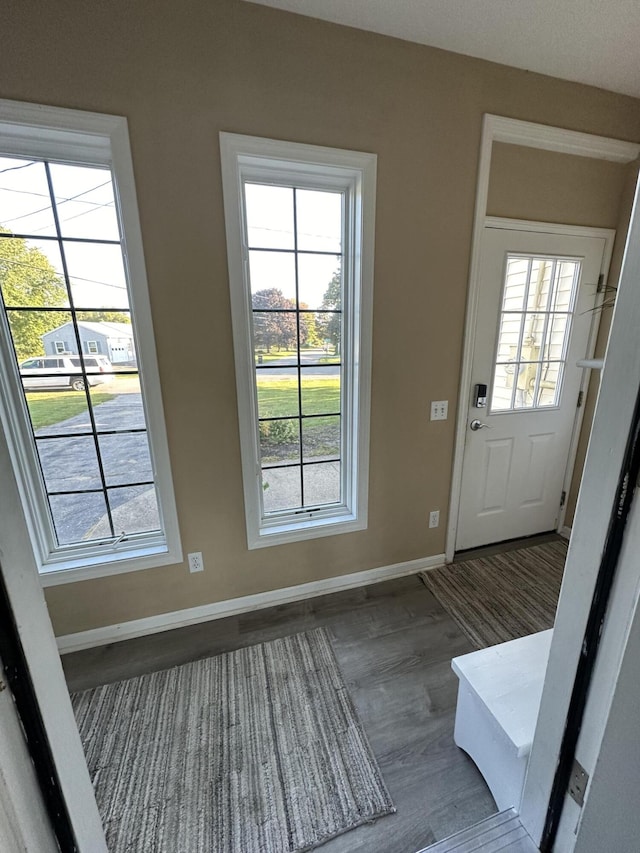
(188, 551, 204, 573)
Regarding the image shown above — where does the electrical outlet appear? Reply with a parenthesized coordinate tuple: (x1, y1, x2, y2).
(188, 551, 204, 573)
(430, 400, 448, 421)
(429, 510, 440, 528)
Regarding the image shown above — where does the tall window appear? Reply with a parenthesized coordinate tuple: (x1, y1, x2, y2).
(0, 100, 181, 583)
(220, 134, 376, 548)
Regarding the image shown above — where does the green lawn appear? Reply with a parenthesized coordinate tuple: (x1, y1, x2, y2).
(26, 390, 115, 430)
(257, 376, 340, 418)
(255, 348, 339, 365)
(257, 377, 341, 462)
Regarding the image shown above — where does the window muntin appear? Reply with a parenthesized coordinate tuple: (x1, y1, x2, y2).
(220, 134, 375, 548)
(0, 154, 161, 555)
(490, 254, 581, 412)
(247, 183, 344, 516)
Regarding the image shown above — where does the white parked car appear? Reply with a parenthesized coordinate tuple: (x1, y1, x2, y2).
(20, 355, 114, 391)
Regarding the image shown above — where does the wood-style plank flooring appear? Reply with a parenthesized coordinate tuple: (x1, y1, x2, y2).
(62, 575, 498, 852)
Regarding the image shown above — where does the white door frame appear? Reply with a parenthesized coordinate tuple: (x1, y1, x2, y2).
(0, 425, 108, 850)
(522, 172, 640, 850)
(446, 115, 640, 562)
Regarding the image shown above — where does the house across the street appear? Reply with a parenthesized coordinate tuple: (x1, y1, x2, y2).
(41, 321, 136, 365)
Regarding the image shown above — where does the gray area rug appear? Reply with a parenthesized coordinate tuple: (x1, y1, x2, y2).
(420, 540, 567, 648)
(72, 628, 394, 853)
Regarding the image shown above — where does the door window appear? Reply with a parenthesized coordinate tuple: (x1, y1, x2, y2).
(490, 255, 581, 412)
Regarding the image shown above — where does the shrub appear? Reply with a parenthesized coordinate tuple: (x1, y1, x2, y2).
(259, 419, 297, 444)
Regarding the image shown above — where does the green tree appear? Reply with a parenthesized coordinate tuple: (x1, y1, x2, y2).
(252, 288, 297, 351)
(318, 269, 342, 354)
(0, 230, 67, 361)
(299, 304, 322, 348)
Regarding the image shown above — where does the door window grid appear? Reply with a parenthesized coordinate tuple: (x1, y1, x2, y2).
(490, 255, 581, 412)
(246, 183, 343, 515)
(0, 156, 159, 547)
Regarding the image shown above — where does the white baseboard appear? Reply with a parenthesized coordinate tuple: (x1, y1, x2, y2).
(56, 553, 445, 654)
(559, 526, 572, 540)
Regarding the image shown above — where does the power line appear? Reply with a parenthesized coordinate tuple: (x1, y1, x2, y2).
(0, 253, 127, 291)
(0, 161, 36, 175)
(1, 180, 111, 227)
(0, 184, 114, 211)
(30, 200, 116, 235)
(250, 224, 341, 243)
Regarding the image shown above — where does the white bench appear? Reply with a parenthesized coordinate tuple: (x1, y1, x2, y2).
(451, 629, 552, 811)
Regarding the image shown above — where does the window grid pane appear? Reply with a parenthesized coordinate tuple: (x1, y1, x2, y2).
(246, 183, 343, 514)
(0, 156, 160, 546)
(491, 255, 580, 412)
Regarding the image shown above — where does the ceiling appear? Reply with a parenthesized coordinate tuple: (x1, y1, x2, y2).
(244, 0, 640, 99)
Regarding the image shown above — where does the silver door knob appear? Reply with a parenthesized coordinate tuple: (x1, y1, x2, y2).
(470, 419, 491, 431)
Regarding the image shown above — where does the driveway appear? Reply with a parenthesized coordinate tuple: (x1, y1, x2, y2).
(262, 461, 340, 513)
(256, 348, 340, 379)
(35, 391, 159, 545)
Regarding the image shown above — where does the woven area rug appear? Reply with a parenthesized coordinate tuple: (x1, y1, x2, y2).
(72, 628, 394, 853)
(420, 540, 567, 649)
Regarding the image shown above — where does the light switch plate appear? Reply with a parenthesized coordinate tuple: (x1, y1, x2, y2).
(431, 400, 448, 421)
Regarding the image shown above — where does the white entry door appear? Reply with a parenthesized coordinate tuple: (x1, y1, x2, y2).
(456, 223, 610, 551)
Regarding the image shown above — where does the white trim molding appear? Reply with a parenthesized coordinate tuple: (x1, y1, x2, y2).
(445, 114, 634, 563)
(56, 553, 445, 653)
(487, 115, 640, 164)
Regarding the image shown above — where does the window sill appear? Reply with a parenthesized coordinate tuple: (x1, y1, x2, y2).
(248, 510, 367, 549)
(38, 543, 183, 587)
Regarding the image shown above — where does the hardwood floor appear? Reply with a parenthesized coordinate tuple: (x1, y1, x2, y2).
(62, 575, 497, 852)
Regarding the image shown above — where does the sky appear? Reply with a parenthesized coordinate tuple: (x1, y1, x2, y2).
(0, 156, 129, 309)
(245, 183, 342, 310)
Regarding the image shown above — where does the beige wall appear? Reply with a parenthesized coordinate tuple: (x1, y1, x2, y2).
(3, 0, 640, 635)
(487, 143, 629, 228)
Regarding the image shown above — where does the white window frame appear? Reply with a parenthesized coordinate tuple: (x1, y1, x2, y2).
(220, 133, 376, 549)
(86, 340, 99, 354)
(54, 340, 66, 354)
(0, 99, 182, 585)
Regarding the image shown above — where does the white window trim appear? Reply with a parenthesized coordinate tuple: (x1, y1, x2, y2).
(0, 99, 182, 586)
(220, 133, 376, 549)
(54, 340, 66, 354)
(86, 340, 99, 354)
